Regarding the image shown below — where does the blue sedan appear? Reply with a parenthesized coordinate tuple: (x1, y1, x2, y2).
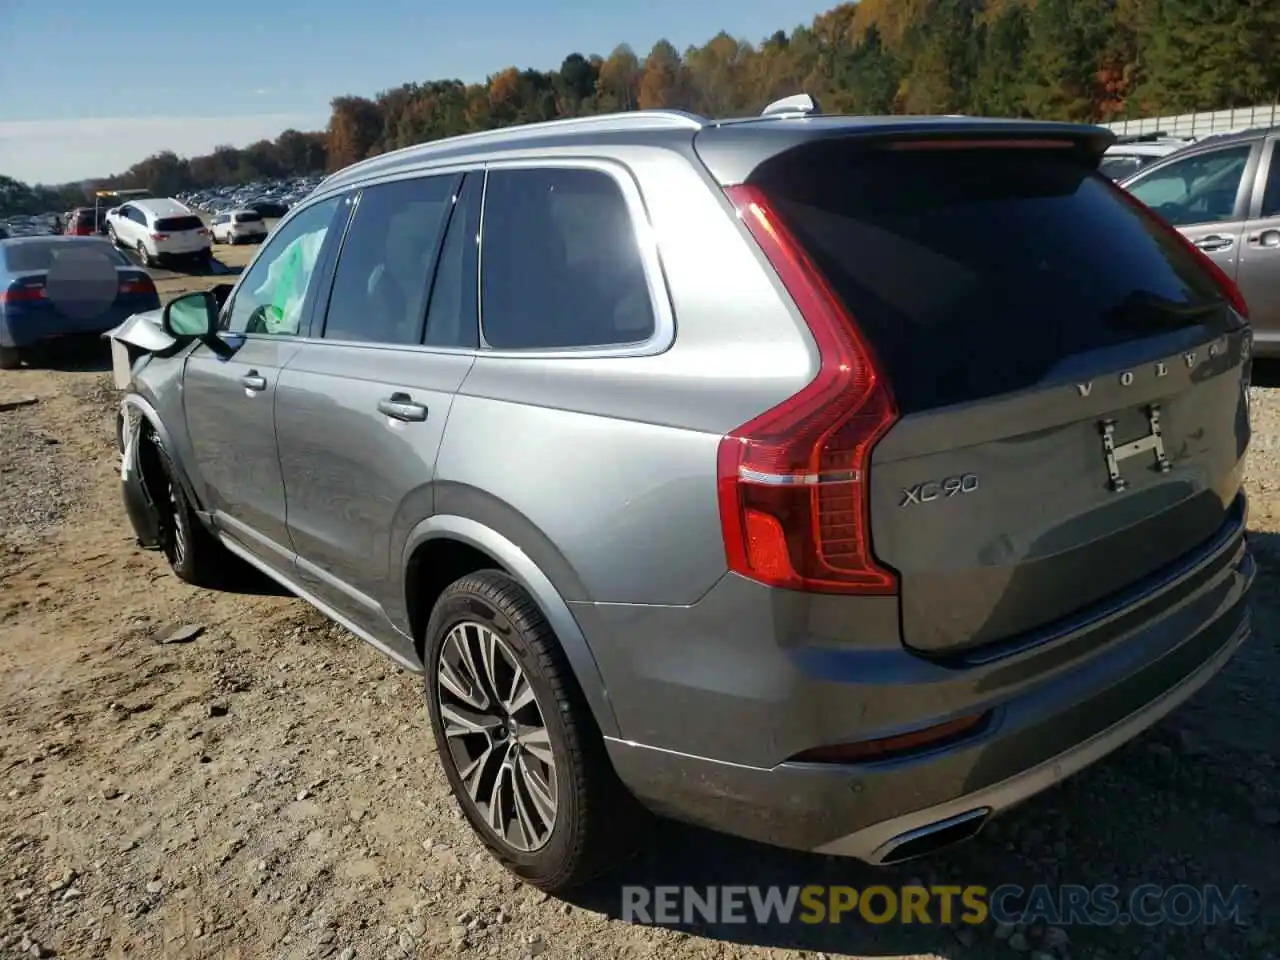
(0, 236, 161, 369)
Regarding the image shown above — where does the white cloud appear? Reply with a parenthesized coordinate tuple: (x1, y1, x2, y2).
(0, 113, 328, 186)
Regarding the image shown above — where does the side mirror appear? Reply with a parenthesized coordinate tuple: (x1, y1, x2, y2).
(162, 291, 217, 339)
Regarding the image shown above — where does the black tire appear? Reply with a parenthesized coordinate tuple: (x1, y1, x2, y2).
(0, 346, 19, 370)
(150, 442, 229, 588)
(424, 571, 641, 892)
(137, 241, 156, 268)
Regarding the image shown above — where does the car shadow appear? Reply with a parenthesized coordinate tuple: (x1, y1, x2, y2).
(119, 246, 243, 280)
(558, 533, 1278, 958)
(1250, 358, 1280, 388)
(23, 336, 113, 372)
(208, 561, 293, 597)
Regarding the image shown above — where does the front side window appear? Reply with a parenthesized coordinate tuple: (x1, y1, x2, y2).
(1126, 144, 1253, 226)
(321, 175, 456, 345)
(479, 167, 655, 350)
(224, 196, 341, 336)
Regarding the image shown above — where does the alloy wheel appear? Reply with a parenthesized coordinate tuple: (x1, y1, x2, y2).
(435, 621, 558, 852)
(166, 480, 187, 569)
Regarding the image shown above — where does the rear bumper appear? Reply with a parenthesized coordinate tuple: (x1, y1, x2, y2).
(589, 494, 1254, 859)
(155, 246, 210, 259)
(0, 302, 158, 348)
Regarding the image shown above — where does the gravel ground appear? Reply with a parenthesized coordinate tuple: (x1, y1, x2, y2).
(0, 332, 1276, 959)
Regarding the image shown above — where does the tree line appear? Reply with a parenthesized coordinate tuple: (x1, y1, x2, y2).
(4, 0, 1279, 217)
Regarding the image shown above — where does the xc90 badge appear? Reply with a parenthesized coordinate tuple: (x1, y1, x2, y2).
(900, 474, 980, 507)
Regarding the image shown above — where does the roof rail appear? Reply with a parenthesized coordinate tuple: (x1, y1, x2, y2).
(1114, 131, 1185, 144)
(761, 93, 821, 118)
(320, 109, 708, 188)
(1194, 123, 1280, 143)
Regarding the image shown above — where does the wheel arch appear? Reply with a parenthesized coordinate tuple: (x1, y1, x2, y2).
(119, 394, 206, 515)
(402, 515, 621, 739)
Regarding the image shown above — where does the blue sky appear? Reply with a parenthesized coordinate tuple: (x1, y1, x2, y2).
(0, 0, 828, 185)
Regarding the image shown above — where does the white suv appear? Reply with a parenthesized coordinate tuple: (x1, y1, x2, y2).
(209, 208, 268, 245)
(1098, 136, 1192, 180)
(107, 198, 211, 266)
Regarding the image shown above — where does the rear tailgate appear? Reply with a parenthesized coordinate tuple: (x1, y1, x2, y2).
(745, 135, 1250, 656)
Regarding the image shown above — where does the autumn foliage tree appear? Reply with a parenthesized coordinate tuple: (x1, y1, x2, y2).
(8, 0, 1280, 215)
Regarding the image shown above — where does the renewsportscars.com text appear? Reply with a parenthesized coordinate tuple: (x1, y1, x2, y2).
(621, 883, 1249, 928)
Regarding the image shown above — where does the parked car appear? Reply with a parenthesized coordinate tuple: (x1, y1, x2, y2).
(1121, 124, 1280, 355)
(106, 198, 211, 267)
(106, 102, 1255, 892)
(210, 208, 268, 245)
(0, 236, 159, 369)
(243, 199, 288, 219)
(1098, 133, 1193, 180)
(65, 207, 108, 236)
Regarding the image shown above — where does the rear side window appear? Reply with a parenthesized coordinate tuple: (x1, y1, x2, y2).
(234, 212, 263, 223)
(1262, 142, 1280, 218)
(321, 174, 456, 345)
(757, 144, 1235, 414)
(424, 173, 482, 349)
(154, 215, 203, 232)
(480, 167, 655, 350)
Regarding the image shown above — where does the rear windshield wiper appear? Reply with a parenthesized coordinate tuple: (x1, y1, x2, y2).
(1104, 291, 1222, 331)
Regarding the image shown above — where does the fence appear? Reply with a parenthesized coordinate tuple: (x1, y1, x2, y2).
(1101, 103, 1280, 139)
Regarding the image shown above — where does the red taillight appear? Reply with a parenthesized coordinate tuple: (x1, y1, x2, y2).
(718, 184, 899, 595)
(790, 711, 990, 764)
(0, 283, 46, 303)
(150, 233, 168, 241)
(1110, 182, 1250, 319)
(118, 276, 156, 296)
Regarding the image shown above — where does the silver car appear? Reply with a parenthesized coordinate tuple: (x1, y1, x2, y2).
(109, 99, 1255, 891)
(1121, 124, 1280, 356)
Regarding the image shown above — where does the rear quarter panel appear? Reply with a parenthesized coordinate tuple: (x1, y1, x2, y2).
(435, 144, 818, 606)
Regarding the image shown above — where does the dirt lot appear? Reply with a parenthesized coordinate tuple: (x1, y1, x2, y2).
(1, 252, 1277, 960)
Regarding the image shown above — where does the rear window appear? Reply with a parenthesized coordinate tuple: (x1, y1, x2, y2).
(155, 215, 203, 232)
(757, 144, 1233, 413)
(233, 212, 263, 223)
(2, 239, 130, 272)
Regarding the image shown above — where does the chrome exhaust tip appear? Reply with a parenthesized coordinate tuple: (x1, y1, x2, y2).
(874, 807, 991, 864)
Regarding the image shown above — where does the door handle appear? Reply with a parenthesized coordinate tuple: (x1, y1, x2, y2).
(239, 371, 267, 392)
(377, 392, 428, 422)
(1193, 234, 1234, 252)
(1246, 229, 1280, 248)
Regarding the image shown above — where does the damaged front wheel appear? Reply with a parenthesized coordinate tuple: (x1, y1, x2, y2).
(150, 443, 228, 588)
